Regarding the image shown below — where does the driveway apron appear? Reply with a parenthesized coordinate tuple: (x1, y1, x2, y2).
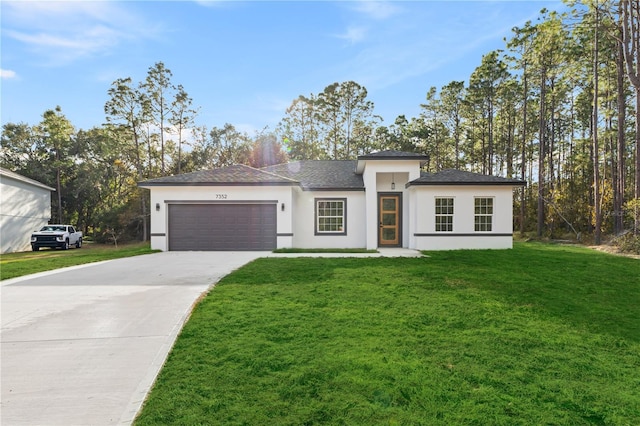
(1, 251, 265, 426)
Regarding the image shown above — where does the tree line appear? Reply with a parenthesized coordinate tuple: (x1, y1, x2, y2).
(2, 1, 640, 247)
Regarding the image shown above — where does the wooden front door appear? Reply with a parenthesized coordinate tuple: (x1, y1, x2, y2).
(379, 194, 401, 246)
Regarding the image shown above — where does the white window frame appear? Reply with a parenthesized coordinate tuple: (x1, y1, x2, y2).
(435, 197, 454, 232)
(474, 197, 494, 232)
(315, 198, 347, 235)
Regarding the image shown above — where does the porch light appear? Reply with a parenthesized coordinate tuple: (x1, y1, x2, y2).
(391, 173, 395, 190)
(281, 202, 285, 211)
(156, 203, 160, 211)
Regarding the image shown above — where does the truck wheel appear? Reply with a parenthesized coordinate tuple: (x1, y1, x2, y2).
(62, 240, 69, 250)
(32, 245, 39, 251)
(76, 238, 82, 249)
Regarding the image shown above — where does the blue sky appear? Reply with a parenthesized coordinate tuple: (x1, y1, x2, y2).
(1, 1, 566, 136)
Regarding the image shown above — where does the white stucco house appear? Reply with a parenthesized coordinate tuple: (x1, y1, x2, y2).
(138, 150, 526, 252)
(0, 168, 55, 254)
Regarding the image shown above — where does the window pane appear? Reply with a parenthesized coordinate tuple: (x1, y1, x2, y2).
(382, 213, 396, 226)
(382, 228, 396, 240)
(316, 199, 346, 233)
(474, 215, 492, 231)
(435, 198, 454, 232)
(382, 199, 396, 211)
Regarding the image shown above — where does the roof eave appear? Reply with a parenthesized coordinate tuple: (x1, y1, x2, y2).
(406, 181, 527, 188)
(0, 168, 56, 192)
(138, 181, 299, 188)
(301, 186, 366, 192)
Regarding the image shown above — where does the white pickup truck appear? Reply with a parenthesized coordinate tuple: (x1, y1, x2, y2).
(30, 225, 83, 251)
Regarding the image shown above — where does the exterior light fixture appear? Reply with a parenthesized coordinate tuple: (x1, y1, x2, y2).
(281, 203, 285, 211)
(156, 203, 160, 211)
(391, 173, 396, 190)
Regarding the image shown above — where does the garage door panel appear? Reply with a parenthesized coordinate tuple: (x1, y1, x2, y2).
(168, 204, 277, 251)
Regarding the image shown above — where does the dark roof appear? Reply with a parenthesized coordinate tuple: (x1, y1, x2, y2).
(138, 164, 298, 187)
(408, 169, 526, 187)
(263, 160, 364, 191)
(357, 150, 429, 161)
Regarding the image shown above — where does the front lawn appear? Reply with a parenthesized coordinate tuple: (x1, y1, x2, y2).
(135, 242, 640, 425)
(0, 242, 157, 280)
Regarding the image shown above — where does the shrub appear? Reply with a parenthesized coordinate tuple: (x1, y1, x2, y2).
(615, 233, 640, 255)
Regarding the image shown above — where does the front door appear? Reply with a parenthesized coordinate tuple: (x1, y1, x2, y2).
(379, 194, 401, 246)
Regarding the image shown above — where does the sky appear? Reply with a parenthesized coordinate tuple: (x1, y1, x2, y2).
(1, 0, 568, 136)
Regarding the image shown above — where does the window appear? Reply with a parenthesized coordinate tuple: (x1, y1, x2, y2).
(315, 198, 346, 235)
(435, 197, 454, 232)
(474, 198, 493, 231)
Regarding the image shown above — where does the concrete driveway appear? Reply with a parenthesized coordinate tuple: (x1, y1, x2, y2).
(1, 251, 265, 426)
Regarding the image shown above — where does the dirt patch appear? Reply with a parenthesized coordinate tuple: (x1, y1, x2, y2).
(587, 244, 640, 260)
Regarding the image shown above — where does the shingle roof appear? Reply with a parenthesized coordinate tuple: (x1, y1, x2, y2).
(138, 161, 525, 189)
(408, 169, 526, 186)
(263, 160, 364, 191)
(138, 164, 298, 186)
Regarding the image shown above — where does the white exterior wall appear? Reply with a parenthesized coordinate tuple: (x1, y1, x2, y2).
(1, 175, 52, 253)
(146, 185, 294, 251)
(362, 160, 422, 249)
(291, 189, 366, 249)
(409, 185, 515, 250)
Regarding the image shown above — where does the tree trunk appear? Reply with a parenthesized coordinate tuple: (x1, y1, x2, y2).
(620, 0, 640, 234)
(520, 65, 528, 235)
(56, 167, 63, 223)
(537, 69, 546, 238)
(636, 89, 640, 234)
(616, 39, 626, 235)
(592, 8, 602, 245)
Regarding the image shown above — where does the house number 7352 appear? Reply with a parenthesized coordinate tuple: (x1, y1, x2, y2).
(216, 194, 228, 199)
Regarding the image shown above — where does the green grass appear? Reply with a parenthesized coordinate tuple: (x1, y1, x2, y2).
(135, 242, 640, 425)
(0, 242, 158, 280)
(273, 248, 378, 253)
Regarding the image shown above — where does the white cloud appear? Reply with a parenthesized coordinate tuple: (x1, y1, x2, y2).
(331, 1, 555, 92)
(1, 69, 18, 79)
(335, 26, 368, 44)
(192, 0, 225, 7)
(2, 2, 160, 66)
(350, 1, 401, 20)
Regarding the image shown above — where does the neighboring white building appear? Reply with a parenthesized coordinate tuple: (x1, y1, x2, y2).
(138, 151, 526, 252)
(0, 168, 55, 253)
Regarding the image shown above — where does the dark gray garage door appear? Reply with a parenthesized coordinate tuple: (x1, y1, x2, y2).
(168, 203, 277, 251)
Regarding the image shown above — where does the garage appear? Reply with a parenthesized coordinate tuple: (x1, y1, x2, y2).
(168, 203, 277, 251)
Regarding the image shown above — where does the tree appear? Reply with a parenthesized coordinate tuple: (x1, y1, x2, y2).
(468, 51, 510, 175)
(439, 81, 466, 169)
(105, 77, 150, 241)
(209, 124, 252, 167)
(507, 20, 536, 235)
(170, 84, 197, 174)
(421, 87, 452, 170)
(337, 81, 375, 158)
(0, 123, 42, 176)
(317, 82, 345, 159)
(621, 0, 640, 233)
(248, 132, 288, 168)
(592, 3, 604, 245)
(529, 10, 569, 237)
(278, 95, 323, 160)
(39, 107, 75, 223)
(143, 62, 176, 175)
(315, 81, 376, 159)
